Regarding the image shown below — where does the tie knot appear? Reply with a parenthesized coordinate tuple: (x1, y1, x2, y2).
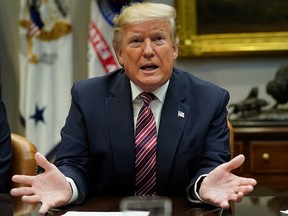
(139, 92, 155, 105)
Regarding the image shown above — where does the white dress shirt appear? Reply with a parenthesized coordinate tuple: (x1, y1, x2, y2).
(130, 80, 169, 133)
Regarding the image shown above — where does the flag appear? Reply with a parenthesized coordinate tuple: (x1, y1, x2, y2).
(19, 0, 73, 156)
(87, 0, 121, 78)
(88, 0, 145, 78)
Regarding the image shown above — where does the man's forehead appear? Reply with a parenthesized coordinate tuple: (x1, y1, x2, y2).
(123, 21, 170, 34)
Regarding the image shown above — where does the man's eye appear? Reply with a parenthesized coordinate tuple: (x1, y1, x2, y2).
(155, 36, 164, 41)
(130, 39, 141, 44)
(153, 36, 165, 44)
(129, 39, 142, 47)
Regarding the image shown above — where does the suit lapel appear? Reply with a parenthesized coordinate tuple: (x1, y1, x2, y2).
(105, 73, 135, 192)
(156, 72, 190, 192)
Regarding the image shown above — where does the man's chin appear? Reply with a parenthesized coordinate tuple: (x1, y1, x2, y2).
(138, 80, 164, 92)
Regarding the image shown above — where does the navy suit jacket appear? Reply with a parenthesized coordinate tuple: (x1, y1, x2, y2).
(54, 67, 230, 201)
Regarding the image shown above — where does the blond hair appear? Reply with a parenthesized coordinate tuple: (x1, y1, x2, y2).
(113, 2, 179, 51)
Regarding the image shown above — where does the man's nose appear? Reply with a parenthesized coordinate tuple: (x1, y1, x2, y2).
(143, 40, 155, 57)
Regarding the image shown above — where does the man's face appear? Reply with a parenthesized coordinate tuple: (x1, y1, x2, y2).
(115, 19, 178, 92)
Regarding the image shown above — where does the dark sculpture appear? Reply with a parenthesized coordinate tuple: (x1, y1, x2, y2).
(266, 64, 288, 109)
(229, 87, 268, 117)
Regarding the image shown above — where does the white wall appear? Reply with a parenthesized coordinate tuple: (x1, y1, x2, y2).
(0, 0, 287, 133)
(176, 57, 288, 106)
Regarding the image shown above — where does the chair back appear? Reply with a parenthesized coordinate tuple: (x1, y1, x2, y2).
(10, 133, 38, 215)
(227, 119, 234, 159)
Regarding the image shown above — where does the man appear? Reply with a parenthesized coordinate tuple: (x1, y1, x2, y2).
(11, 2, 256, 215)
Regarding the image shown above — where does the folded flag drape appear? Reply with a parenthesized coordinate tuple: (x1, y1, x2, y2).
(18, 0, 73, 155)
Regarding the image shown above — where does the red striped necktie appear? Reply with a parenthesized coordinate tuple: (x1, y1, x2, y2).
(135, 92, 157, 196)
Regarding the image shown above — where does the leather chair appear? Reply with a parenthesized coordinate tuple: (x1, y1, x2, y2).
(10, 133, 38, 215)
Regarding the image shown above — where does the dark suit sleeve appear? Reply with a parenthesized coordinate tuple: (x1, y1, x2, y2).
(186, 89, 230, 205)
(0, 100, 12, 192)
(54, 82, 93, 202)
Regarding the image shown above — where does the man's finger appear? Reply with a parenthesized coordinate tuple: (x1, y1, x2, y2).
(11, 174, 34, 185)
(238, 177, 257, 187)
(35, 152, 55, 172)
(238, 184, 256, 195)
(220, 200, 230, 209)
(39, 202, 50, 215)
(22, 194, 41, 203)
(10, 186, 34, 196)
(221, 154, 245, 171)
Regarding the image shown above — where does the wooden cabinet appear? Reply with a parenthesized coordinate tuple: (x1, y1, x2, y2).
(233, 125, 288, 192)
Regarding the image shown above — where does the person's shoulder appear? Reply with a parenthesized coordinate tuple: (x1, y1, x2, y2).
(173, 67, 227, 92)
(172, 67, 230, 105)
(73, 68, 125, 90)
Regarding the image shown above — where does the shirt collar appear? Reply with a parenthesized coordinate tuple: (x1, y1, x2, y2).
(131, 80, 169, 103)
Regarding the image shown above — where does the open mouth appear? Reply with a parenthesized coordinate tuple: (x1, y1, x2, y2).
(140, 64, 159, 71)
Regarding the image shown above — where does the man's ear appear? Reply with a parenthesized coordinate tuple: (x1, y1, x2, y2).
(115, 48, 124, 66)
(173, 44, 178, 60)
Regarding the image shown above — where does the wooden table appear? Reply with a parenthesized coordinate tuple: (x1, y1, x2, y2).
(2, 194, 288, 215)
(37, 196, 288, 216)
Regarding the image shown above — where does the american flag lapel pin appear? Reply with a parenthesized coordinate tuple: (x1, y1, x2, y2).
(178, 110, 185, 118)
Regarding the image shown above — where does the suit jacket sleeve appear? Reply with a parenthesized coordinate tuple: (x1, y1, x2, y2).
(54, 82, 93, 202)
(185, 88, 230, 205)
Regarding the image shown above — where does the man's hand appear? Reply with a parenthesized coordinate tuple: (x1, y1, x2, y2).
(10, 152, 72, 215)
(199, 154, 257, 208)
